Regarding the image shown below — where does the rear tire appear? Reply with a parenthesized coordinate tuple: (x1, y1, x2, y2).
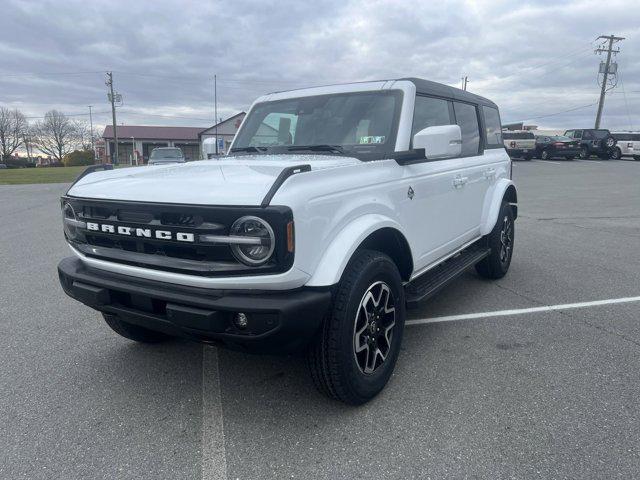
(611, 148, 622, 160)
(102, 313, 171, 343)
(307, 249, 405, 405)
(475, 202, 514, 280)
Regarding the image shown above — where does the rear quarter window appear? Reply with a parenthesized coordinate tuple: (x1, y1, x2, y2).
(482, 106, 503, 148)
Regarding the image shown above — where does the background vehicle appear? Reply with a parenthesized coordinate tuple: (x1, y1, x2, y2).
(58, 78, 516, 405)
(610, 132, 640, 160)
(148, 147, 186, 165)
(564, 129, 616, 159)
(502, 131, 535, 160)
(533, 135, 581, 160)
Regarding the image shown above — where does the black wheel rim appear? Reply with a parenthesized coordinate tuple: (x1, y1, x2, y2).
(499, 215, 513, 266)
(353, 281, 396, 374)
(542, 151, 548, 160)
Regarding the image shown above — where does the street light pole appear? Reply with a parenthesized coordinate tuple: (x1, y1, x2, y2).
(88, 105, 95, 163)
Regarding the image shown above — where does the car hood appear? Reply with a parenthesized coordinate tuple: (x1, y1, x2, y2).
(67, 155, 362, 205)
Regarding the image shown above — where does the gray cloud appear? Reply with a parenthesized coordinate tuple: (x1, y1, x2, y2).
(1, 0, 638, 132)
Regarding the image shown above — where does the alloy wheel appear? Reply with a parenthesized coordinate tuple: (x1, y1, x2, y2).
(353, 281, 396, 374)
(499, 215, 513, 265)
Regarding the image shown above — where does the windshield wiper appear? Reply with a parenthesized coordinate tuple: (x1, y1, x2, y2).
(286, 145, 346, 155)
(229, 146, 268, 154)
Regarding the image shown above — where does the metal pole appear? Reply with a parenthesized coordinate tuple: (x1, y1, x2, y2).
(88, 105, 95, 163)
(594, 35, 624, 129)
(131, 136, 135, 165)
(214, 74, 218, 156)
(106, 72, 119, 164)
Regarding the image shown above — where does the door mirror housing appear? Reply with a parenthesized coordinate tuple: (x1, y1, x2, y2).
(413, 125, 462, 160)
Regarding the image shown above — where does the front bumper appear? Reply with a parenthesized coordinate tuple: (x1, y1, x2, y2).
(58, 257, 331, 353)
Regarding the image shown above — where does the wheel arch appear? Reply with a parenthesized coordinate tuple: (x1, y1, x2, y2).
(480, 179, 518, 236)
(306, 215, 414, 287)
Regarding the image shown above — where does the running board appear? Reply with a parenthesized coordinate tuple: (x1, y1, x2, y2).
(405, 244, 490, 308)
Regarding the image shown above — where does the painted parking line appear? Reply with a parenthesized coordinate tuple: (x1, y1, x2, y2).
(202, 345, 228, 480)
(406, 295, 640, 326)
(532, 160, 562, 165)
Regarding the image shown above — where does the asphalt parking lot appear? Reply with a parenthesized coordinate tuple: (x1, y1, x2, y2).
(1, 158, 639, 479)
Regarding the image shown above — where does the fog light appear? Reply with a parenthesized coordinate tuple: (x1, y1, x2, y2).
(234, 312, 248, 329)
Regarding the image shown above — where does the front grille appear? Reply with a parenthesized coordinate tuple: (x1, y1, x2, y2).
(63, 197, 294, 276)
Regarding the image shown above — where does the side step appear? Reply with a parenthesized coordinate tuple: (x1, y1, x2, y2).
(405, 244, 490, 308)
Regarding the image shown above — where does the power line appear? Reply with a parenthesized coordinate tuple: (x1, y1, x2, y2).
(507, 102, 598, 123)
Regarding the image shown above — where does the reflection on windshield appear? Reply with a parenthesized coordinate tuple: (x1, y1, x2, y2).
(232, 91, 402, 158)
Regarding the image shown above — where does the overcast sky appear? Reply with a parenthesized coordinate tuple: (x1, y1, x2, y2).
(1, 0, 639, 133)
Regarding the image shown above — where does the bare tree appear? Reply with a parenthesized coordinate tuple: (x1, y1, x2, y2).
(0, 107, 28, 160)
(74, 120, 93, 151)
(32, 110, 81, 162)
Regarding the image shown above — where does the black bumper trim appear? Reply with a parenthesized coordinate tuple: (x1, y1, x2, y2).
(58, 257, 331, 353)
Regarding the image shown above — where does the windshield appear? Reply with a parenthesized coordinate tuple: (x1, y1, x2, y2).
(553, 136, 573, 142)
(150, 148, 182, 159)
(231, 91, 403, 158)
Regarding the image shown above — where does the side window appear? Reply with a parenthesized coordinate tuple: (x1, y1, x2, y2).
(453, 102, 480, 156)
(575, 130, 583, 139)
(411, 96, 452, 137)
(482, 106, 503, 147)
(565, 130, 574, 138)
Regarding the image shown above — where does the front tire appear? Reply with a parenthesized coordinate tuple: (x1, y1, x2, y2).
(308, 249, 406, 405)
(579, 147, 589, 159)
(475, 202, 515, 280)
(541, 149, 550, 160)
(102, 313, 171, 343)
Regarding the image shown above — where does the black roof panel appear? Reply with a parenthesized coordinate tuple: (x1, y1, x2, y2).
(398, 77, 499, 109)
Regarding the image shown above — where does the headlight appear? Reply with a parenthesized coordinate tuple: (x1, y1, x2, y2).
(230, 216, 275, 266)
(62, 202, 84, 240)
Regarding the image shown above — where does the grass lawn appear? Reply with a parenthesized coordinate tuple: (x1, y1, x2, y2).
(0, 165, 131, 185)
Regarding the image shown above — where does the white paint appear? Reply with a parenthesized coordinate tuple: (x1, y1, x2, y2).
(406, 296, 640, 326)
(202, 345, 228, 480)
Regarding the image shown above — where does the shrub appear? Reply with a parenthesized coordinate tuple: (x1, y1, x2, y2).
(63, 150, 95, 167)
(4, 157, 30, 168)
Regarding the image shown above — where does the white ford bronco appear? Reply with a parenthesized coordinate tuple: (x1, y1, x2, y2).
(58, 78, 517, 404)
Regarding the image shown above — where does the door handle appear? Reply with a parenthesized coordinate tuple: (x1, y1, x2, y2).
(484, 168, 496, 179)
(452, 176, 468, 188)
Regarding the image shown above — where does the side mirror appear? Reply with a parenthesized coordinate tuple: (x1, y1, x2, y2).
(413, 124, 462, 160)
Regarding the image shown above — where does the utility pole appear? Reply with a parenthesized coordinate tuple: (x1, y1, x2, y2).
(594, 35, 624, 129)
(461, 76, 469, 91)
(106, 72, 119, 164)
(88, 105, 95, 163)
(214, 74, 218, 156)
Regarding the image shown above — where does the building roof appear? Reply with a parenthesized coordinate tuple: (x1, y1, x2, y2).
(199, 112, 246, 136)
(102, 125, 205, 141)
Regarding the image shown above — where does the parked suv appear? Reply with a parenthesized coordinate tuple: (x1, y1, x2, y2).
(58, 78, 517, 404)
(502, 131, 535, 160)
(533, 135, 581, 160)
(564, 129, 616, 159)
(611, 132, 640, 160)
(148, 147, 185, 165)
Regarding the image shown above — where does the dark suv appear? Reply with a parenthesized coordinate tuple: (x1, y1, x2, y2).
(563, 129, 617, 159)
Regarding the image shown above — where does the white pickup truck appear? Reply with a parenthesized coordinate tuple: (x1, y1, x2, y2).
(58, 78, 517, 404)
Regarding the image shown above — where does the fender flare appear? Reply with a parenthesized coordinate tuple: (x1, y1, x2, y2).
(480, 178, 517, 236)
(306, 214, 409, 287)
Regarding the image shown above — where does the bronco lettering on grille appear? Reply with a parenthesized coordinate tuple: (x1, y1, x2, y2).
(85, 222, 195, 242)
